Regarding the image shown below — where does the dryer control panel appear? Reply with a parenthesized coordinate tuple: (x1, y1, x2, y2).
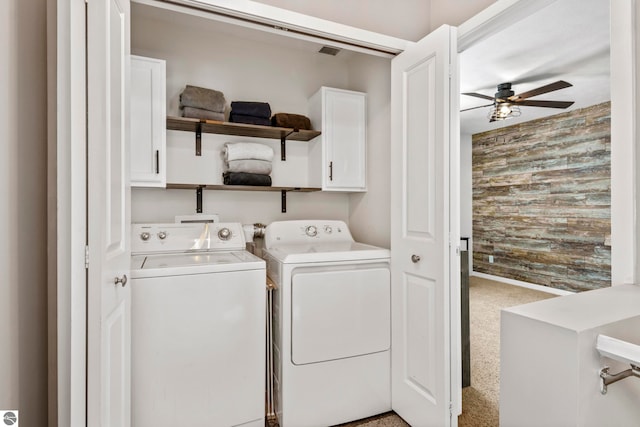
(265, 220, 354, 248)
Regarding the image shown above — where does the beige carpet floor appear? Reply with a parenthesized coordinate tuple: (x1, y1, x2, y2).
(457, 276, 556, 426)
(340, 276, 557, 427)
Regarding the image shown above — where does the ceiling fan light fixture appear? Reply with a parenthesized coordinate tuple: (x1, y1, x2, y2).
(488, 103, 521, 122)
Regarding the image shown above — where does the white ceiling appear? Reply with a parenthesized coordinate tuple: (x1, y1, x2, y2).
(459, 0, 610, 135)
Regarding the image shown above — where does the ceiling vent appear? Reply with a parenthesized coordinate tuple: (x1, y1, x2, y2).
(319, 46, 341, 56)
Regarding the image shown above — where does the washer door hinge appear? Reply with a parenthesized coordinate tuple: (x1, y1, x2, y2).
(85, 245, 90, 269)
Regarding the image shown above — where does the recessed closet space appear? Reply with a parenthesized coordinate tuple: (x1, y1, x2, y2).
(130, 1, 392, 235)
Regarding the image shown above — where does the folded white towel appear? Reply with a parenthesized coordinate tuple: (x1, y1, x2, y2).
(224, 159, 273, 175)
(223, 142, 274, 162)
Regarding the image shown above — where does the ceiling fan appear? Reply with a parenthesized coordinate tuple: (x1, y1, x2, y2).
(462, 80, 575, 122)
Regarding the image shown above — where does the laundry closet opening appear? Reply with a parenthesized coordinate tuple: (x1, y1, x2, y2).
(129, 1, 392, 239)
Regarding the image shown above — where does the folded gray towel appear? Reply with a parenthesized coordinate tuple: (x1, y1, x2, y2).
(223, 142, 274, 162)
(180, 85, 226, 113)
(182, 107, 225, 121)
(224, 159, 272, 175)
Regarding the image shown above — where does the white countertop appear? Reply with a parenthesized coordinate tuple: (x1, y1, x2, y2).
(503, 283, 640, 332)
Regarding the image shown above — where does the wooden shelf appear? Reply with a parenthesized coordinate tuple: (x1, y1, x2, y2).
(165, 183, 321, 213)
(165, 116, 322, 211)
(166, 183, 321, 192)
(166, 116, 321, 159)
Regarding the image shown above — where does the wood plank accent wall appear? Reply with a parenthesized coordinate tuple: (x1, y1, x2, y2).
(472, 102, 611, 292)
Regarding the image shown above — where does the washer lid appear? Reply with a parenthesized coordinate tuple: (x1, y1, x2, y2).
(266, 241, 390, 264)
(131, 251, 265, 278)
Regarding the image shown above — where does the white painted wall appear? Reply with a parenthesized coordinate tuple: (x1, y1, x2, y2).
(253, 0, 497, 41)
(252, 0, 430, 41)
(1, 0, 48, 424)
(0, 0, 19, 412)
(611, 0, 638, 285)
(346, 54, 392, 248)
(430, 0, 498, 30)
(131, 4, 359, 225)
(460, 132, 473, 270)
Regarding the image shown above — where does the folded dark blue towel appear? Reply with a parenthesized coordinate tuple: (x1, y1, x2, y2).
(229, 113, 271, 126)
(223, 172, 272, 186)
(230, 101, 271, 118)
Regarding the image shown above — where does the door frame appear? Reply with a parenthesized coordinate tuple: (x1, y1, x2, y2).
(48, 0, 89, 426)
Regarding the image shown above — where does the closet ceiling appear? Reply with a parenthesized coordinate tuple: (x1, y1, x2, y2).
(459, 0, 610, 135)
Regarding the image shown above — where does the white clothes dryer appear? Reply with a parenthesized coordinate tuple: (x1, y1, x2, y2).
(263, 220, 391, 427)
(130, 222, 265, 427)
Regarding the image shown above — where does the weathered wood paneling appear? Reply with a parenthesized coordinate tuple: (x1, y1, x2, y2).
(472, 102, 610, 292)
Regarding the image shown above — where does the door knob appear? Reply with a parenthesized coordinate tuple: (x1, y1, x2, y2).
(114, 274, 128, 287)
(411, 254, 421, 263)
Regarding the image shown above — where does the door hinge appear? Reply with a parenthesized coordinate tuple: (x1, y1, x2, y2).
(85, 245, 90, 269)
(449, 401, 454, 414)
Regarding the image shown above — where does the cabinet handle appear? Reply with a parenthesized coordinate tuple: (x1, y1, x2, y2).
(155, 150, 159, 174)
(329, 161, 333, 181)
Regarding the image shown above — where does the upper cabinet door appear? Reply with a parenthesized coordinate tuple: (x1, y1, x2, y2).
(130, 55, 166, 187)
(390, 25, 459, 427)
(309, 87, 367, 192)
(87, 0, 132, 425)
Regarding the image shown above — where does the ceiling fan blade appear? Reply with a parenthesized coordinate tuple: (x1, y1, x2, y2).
(461, 103, 493, 112)
(513, 80, 572, 100)
(462, 92, 495, 101)
(516, 100, 575, 109)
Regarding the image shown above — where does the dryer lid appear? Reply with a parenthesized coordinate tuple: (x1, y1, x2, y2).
(265, 241, 390, 264)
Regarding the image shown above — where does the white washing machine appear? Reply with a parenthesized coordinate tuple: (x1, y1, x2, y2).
(263, 220, 391, 427)
(130, 222, 266, 427)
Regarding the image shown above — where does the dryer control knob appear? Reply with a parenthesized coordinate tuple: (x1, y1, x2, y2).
(218, 227, 232, 241)
(140, 232, 151, 241)
(324, 226, 333, 234)
(305, 225, 318, 237)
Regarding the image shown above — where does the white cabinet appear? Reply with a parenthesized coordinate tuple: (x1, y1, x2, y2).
(309, 87, 367, 192)
(130, 55, 166, 187)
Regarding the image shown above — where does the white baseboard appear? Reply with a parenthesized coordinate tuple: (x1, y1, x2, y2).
(471, 272, 574, 296)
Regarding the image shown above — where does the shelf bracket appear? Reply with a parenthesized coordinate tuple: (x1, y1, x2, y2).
(280, 129, 297, 161)
(196, 186, 203, 213)
(195, 122, 202, 156)
(281, 190, 287, 213)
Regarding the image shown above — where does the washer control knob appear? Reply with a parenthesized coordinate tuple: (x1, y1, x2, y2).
(140, 232, 151, 241)
(324, 226, 333, 234)
(218, 227, 232, 241)
(305, 225, 318, 237)
(157, 231, 167, 240)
